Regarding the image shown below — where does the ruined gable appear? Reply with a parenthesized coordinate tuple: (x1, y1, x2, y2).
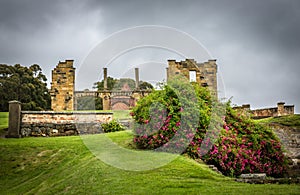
(50, 60, 75, 111)
(166, 59, 217, 96)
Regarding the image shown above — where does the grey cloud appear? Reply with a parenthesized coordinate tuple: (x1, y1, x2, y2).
(0, 0, 299, 112)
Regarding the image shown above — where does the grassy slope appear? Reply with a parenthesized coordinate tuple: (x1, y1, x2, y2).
(0, 112, 8, 136)
(0, 132, 299, 194)
(255, 114, 300, 128)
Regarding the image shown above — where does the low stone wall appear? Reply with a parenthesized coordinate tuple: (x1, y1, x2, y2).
(269, 123, 300, 177)
(20, 111, 113, 137)
(233, 102, 295, 119)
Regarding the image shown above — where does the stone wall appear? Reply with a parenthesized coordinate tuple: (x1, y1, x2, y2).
(20, 111, 113, 137)
(50, 60, 75, 111)
(234, 102, 294, 119)
(167, 59, 217, 96)
(269, 123, 300, 177)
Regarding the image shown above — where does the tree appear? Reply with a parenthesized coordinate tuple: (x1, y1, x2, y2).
(139, 81, 154, 90)
(94, 77, 153, 91)
(93, 76, 117, 91)
(0, 64, 50, 111)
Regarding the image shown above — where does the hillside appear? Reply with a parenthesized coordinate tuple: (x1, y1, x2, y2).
(0, 131, 300, 194)
(256, 114, 300, 177)
(255, 114, 300, 128)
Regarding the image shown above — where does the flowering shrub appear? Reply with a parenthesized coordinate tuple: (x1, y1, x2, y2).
(131, 77, 212, 153)
(131, 78, 287, 177)
(203, 106, 287, 177)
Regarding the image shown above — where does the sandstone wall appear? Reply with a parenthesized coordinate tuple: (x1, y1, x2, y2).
(20, 111, 113, 136)
(167, 59, 217, 97)
(50, 60, 75, 111)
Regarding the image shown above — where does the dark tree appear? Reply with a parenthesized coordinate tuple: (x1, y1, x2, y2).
(139, 81, 154, 90)
(93, 76, 117, 91)
(94, 77, 153, 91)
(0, 64, 50, 111)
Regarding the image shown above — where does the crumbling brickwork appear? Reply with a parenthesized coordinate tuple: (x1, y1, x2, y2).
(50, 60, 75, 111)
(234, 102, 295, 119)
(167, 59, 217, 96)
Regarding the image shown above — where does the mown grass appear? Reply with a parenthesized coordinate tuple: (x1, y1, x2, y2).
(255, 114, 300, 128)
(0, 112, 8, 136)
(1, 131, 300, 194)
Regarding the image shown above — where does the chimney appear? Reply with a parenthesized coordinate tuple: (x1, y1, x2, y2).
(277, 102, 285, 116)
(103, 68, 108, 90)
(135, 68, 140, 90)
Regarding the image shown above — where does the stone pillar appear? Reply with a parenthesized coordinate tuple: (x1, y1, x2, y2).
(6, 101, 22, 138)
(277, 102, 285, 116)
(103, 68, 108, 90)
(242, 104, 251, 111)
(102, 93, 111, 110)
(50, 60, 75, 111)
(135, 68, 140, 90)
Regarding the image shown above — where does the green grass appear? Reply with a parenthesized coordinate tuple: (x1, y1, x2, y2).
(112, 110, 131, 119)
(0, 112, 8, 136)
(0, 112, 8, 128)
(1, 131, 300, 194)
(255, 114, 300, 128)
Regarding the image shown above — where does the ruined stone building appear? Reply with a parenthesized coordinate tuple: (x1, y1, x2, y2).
(50, 60, 75, 111)
(234, 102, 294, 119)
(166, 59, 218, 96)
(49, 59, 218, 111)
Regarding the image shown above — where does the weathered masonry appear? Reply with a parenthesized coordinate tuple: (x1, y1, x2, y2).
(50, 59, 218, 111)
(234, 102, 295, 119)
(6, 101, 113, 137)
(50, 60, 75, 111)
(74, 68, 151, 111)
(167, 59, 218, 96)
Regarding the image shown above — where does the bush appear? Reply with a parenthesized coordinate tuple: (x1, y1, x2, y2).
(203, 105, 287, 177)
(101, 120, 125, 133)
(131, 77, 212, 153)
(131, 77, 287, 177)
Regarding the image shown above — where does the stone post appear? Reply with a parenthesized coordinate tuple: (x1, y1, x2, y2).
(102, 94, 111, 110)
(6, 101, 22, 138)
(277, 102, 285, 116)
(135, 68, 140, 90)
(103, 68, 108, 90)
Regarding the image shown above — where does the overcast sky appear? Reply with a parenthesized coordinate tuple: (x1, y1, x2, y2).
(0, 0, 299, 112)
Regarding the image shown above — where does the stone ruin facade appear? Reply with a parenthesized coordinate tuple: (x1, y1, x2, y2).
(50, 60, 75, 111)
(167, 59, 218, 96)
(234, 102, 295, 119)
(49, 58, 219, 111)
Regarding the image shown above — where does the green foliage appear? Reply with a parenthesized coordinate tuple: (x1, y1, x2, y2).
(131, 77, 213, 152)
(255, 114, 300, 128)
(94, 77, 153, 91)
(0, 64, 50, 111)
(101, 120, 125, 133)
(139, 81, 154, 90)
(131, 78, 287, 177)
(0, 112, 8, 136)
(203, 105, 287, 177)
(0, 133, 299, 194)
(94, 76, 118, 90)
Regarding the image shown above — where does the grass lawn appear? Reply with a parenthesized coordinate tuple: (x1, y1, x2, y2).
(255, 114, 300, 128)
(1, 131, 300, 194)
(0, 112, 8, 136)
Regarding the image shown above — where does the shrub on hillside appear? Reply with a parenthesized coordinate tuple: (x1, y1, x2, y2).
(131, 77, 213, 153)
(202, 105, 287, 177)
(131, 78, 287, 177)
(101, 120, 125, 133)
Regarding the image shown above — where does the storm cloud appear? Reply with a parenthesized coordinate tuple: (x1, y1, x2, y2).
(0, 0, 299, 112)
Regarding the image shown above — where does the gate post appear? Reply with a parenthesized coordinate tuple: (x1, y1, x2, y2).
(6, 100, 22, 138)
